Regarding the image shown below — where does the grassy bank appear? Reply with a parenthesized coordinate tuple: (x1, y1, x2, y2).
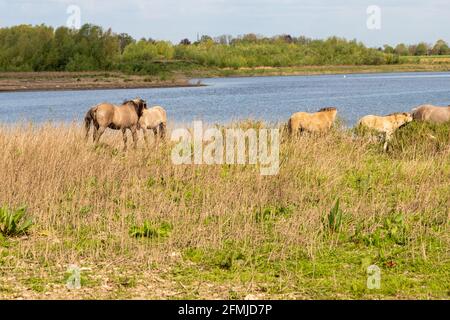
(0, 71, 199, 92)
(1, 61, 450, 92)
(0, 122, 449, 299)
(183, 63, 450, 78)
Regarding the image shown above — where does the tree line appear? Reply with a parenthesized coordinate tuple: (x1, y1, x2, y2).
(382, 40, 450, 56)
(0, 24, 448, 73)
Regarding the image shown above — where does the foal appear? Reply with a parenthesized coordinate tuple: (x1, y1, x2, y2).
(357, 112, 413, 152)
(139, 105, 167, 143)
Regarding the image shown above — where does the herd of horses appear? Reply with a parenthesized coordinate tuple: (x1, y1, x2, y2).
(288, 104, 449, 150)
(288, 107, 414, 151)
(84, 99, 450, 151)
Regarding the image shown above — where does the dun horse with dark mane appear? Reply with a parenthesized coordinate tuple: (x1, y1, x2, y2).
(288, 107, 338, 135)
(84, 98, 147, 150)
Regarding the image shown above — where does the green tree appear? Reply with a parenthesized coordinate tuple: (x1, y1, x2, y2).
(415, 42, 429, 56)
(431, 40, 449, 55)
(0, 23, 405, 72)
(394, 43, 409, 56)
(118, 33, 135, 53)
(383, 44, 394, 54)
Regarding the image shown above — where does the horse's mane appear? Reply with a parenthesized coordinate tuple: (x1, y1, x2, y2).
(123, 100, 138, 106)
(387, 112, 408, 116)
(122, 98, 146, 118)
(318, 107, 337, 112)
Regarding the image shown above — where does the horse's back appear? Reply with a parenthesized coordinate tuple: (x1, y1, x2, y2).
(289, 112, 309, 129)
(152, 106, 167, 121)
(140, 106, 167, 129)
(359, 112, 412, 133)
(96, 102, 140, 129)
(94, 103, 116, 124)
(289, 110, 335, 132)
(412, 105, 450, 123)
(358, 115, 387, 131)
(289, 112, 306, 121)
(95, 103, 115, 112)
(358, 115, 377, 125)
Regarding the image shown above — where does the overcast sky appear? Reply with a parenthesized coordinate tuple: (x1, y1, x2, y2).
(1, 0, 449, 47)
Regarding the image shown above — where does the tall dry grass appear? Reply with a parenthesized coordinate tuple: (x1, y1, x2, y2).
(0, 122, 448, 299)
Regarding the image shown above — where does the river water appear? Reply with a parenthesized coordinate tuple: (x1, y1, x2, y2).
(1, 72, 449, 126)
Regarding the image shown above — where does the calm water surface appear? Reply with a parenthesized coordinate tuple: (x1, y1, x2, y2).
(1, 72, 449, 126)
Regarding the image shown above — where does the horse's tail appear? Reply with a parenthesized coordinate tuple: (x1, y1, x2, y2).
(84, 106, 97, 140)
(287, 118, 293, 136)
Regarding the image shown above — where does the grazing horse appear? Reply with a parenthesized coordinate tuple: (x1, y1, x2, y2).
(84, 98, 147, 150)
(139, 106, 167, 143)
(411, 104, 450, 124)
(288, 107, 338, 135)
(357, 112, 413, 151)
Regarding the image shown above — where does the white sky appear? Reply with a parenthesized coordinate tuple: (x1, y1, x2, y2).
(1, 0, 449, 46)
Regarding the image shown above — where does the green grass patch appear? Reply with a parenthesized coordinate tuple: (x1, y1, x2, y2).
(129, 221, 173, 239)
(0, 206, 33, 237)
(390, 121, 450, 157)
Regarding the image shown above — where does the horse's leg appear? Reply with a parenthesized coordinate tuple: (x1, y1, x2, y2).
(95, 126, 106, 145)
(383, 131, 392, 152)
(142, 127, 149, 145)
(131, 127, 138, 149)
(159, 122, 166, 140)
(84, 120, 90, 141)
(152, 127, 159, 144)
(289, 123, 297, 138)
(93, 123, 99, 143)
(122, 128, 128, 151)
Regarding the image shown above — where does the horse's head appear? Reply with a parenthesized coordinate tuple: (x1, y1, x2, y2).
(318, 107, 338, 122)
(133, 97, 148, 109)
(125, 98, 147, 118)
(402, 112, 413, 124)
(393, 112, 413, 127)
(388, 112, 413, 126)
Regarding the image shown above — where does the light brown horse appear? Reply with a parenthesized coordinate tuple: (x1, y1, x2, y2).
(411, 104, 450, 124)
(139, 106, 167, 143)
(84, 98, 147, 150)
(288, 107, 338, 135)
(357, 112, 413, 151)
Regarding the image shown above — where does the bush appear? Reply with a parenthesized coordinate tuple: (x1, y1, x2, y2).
(389, 121, 450, 157)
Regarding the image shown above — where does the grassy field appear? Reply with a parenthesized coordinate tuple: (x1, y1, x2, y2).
(0, 121, 449, 299)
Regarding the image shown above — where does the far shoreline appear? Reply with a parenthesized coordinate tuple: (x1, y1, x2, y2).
(0, 63, 449, 93)
(0, 82, 205, 93)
